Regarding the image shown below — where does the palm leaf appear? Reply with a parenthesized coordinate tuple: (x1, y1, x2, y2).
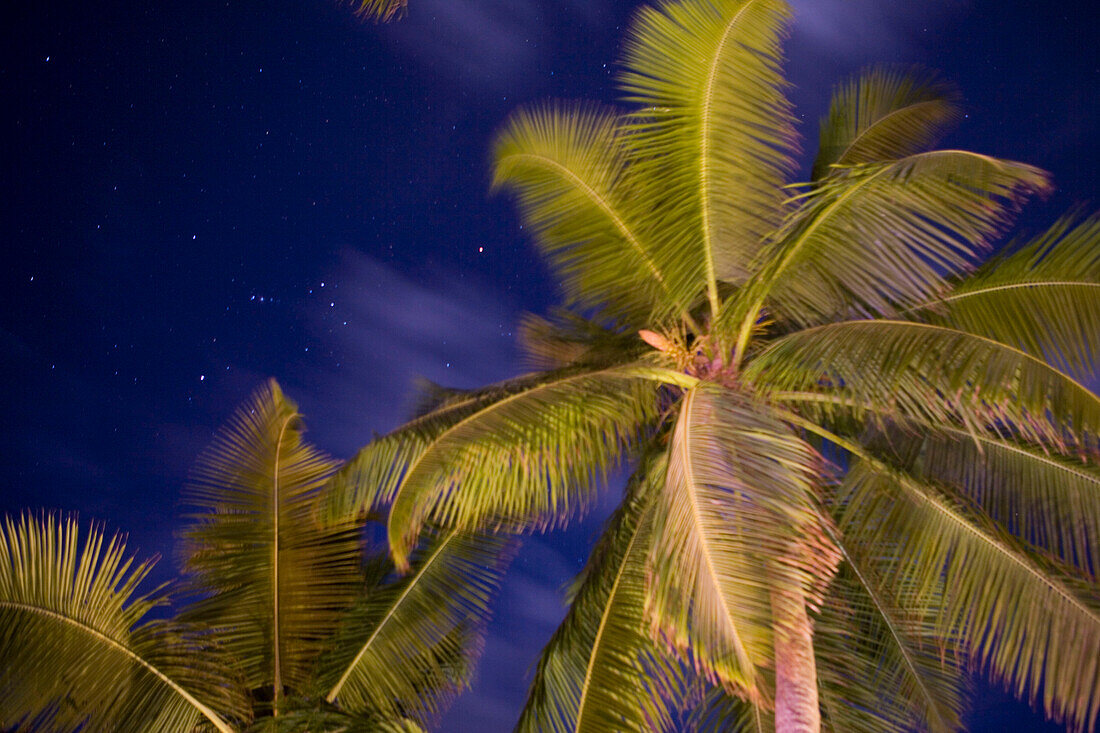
(620, 0, 798, 309)
(178, 380, 362, 709)
(0, 513, 245, 733)
(867, 424, 1100, 576)
(319, 530, 515, 725)
(838, 460, 1100, 732)
(516, 452, 685, 733)
(812, 66, 961, 180)
(683, 684, 772, 732)
(385, 364, 687, 570)
(647, 383, 836, 699)
(748, 319, 1100, 452)
(492, 103, 687, 327)
(517, 308, 648, 371)
(814, 522, 967, 732)
(348, 0, 406, 23)
(760, 151, 1050, 327)
(908, 212, 1100, 380)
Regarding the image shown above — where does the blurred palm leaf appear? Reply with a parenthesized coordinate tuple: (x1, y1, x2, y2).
(647, 383, 836, 698)
(620, 0, 798, 304)
(911, 213, 1100, 380)
(812, 66, 961, 180)
(839, 459, 1100, 731)
(385, 364, 685, 569)
(516, 452, 686, 732)
(0, 512, 246, 733)
(761, 151, 1050, 327)
(348, 0, 407, 23)
(318, 529, 515, 725)
(179, 379, 363, 711)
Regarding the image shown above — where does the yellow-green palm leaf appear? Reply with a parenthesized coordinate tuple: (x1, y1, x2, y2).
(839, 461, 1100, 732)
(0, 513, 246, 733)
(386, 364, 689, 569)
(759, 151, 1050, 327)
(812, 66, 961, 181)
(349, 0, 406, 23)
(648, 383, 836, 698)
(493, 104, 683, 327)
(749, 319, 1100, 451)
(319, 530, 514, 725)
(620, 0, 798, 310)
(909, 213, 1100, 380)
(179, 380, 363, 709)
(517, 453, 685, 733)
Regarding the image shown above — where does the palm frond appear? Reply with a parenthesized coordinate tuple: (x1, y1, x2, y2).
(347, 0, 407, 23)
(321, 371, 554, 524)
(492, 103, 680, 327)
(748, 319, 1100, 452)
(814, 523, 968, 733)
(0, 513, 246, 733)
(178, 379, 362, 706)
(683, 684, 772, 732)
(319, 530, 515, 725)
(866, 424, 1100, 576)
(839, 460, 1100, 732)
(620, 0, 798, 307)
(812, 66, 961, 180)
(517, 452, 685, 733)
(908, 212, 1100, 380)
(248, 703, 427, 733)
(517, 308, 648, 371)
(647, 383, 837, 699)
(761, 151, 1050, 326)
(385, 364, 674, 570)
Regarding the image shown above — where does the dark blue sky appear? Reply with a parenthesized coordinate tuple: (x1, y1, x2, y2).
(1, 0, 1096, 729)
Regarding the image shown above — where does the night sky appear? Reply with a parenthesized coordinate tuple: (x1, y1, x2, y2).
(2, 0, 1097, 730)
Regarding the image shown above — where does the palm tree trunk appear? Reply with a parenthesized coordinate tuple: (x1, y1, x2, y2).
(771, 585, 820, 733)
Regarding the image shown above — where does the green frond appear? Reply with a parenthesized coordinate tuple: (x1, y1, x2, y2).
(620, 0, 798, 307)
(761, 151, 1050, 326)
(319, 530, 515, 725)
(838, 461, 1100, 732)
(748, 319, 1100, 452)
(684, 684, 772, 732)
(347, 0, 407, 23)
(814, 523, 967, 733)
(812, 66, 961, 180)
(517, 453, 686, 733)
(492, 103, 679, 327)
(322, 371, 554, 523)
(248, 703, 427, 733)
(867, 424, 1100, 576)
(386, 364, 668, 570)
(178, 379, 362, 706)
(0, 513, 246, 733)
(517, 308, 648, 371)
(647, 383, 836, 699)
(909, 212, 1100, 380)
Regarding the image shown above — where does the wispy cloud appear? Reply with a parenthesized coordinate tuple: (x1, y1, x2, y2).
(297, 248, 518, 455)
(372, 0, 618, 90)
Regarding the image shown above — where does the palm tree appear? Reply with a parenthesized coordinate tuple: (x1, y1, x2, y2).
(0, 380, 511, 731)
(330, 0, 1100, 730)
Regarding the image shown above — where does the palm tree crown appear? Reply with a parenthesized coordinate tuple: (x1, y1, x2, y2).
(331, 0, 1100, 730)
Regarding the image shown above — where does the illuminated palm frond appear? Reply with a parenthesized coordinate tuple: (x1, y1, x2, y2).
(318, 530, 514, 725)
(517, 452, 686, 732)
(0, 513, 247, 733)
(178, 379, 363, 710)
(812, 66, 961, 180)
